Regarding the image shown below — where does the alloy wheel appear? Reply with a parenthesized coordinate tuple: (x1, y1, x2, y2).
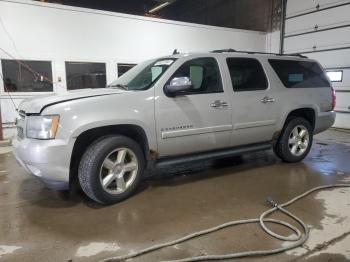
(99, 147, 138, 194)
(288, 125, 309, 156)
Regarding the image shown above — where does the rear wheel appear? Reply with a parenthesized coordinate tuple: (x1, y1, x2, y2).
(274, 117, 313, 163)
(78, 135, 144, 204)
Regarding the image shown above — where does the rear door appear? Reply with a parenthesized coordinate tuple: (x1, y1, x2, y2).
(225, 57, 280, 146)
(154, 56, 232, 157)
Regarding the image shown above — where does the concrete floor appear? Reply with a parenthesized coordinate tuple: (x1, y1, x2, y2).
(0, 129, 350, 262)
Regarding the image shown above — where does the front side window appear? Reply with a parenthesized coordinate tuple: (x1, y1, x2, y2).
(1, 59, 53, 92)
(169, 57, 223, 94)
(226, 58, 268, 91)
(109, 59, 175, 91)
(269, 59, 330, 88)
(66, 62, 106, 90)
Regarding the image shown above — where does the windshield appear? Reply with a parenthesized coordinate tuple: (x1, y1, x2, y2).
(109, 58, 176, 91)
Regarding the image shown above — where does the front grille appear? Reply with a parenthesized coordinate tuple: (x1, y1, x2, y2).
(16, 112, 26, 140)
(17, 126, 24, 139)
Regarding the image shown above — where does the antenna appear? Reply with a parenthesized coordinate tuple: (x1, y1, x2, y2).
(172, 49, 179, 55)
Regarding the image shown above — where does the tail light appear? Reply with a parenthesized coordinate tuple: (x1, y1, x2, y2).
(331, 86, 336, 110)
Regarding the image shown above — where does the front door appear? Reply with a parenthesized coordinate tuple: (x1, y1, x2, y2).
(154, 57, 232, 157)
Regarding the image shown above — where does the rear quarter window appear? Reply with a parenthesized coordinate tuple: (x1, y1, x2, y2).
(269, 59, 330, 88)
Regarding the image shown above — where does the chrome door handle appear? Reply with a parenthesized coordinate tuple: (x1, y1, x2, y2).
(260, 96, 275, 103)
(210, 100, 228, 108)
(210, 100, 221, 108)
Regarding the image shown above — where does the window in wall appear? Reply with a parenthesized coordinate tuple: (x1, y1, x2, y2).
(226, 58, 268, 91)
(1, 59, 53, 92)
(269, 59, 330, 88)
(118, 63, 136, 77)
(66, 62, 106, 90)
(326, 70, 343, 82)
(170, 57, 223, 94)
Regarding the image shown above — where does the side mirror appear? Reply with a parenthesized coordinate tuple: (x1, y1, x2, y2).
(164, 77, 192, 97)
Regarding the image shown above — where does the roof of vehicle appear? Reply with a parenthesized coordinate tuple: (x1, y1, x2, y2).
(166, 49, 311, 61)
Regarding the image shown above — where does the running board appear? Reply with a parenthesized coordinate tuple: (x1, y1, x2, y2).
(156, 142, 272, 168)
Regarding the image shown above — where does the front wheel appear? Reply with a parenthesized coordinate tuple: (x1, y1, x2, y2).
(274, 117, 313, 163)
(78, 136, 145, 204)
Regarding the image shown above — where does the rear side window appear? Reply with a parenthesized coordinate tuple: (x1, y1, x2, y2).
(269, 59, 330, 88)
(226, 58, 268, 91)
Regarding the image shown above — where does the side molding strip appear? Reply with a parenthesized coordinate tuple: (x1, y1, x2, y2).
(234, 120, 276, 130)
(161, 125, 233, 139)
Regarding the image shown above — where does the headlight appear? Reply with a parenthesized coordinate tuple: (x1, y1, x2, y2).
(26, 115, 60, 139)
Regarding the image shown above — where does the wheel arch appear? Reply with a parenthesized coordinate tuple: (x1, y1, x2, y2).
(69, 124, 152, 187)
(273, 107, 316, 145)
(285, 108, 316, 130)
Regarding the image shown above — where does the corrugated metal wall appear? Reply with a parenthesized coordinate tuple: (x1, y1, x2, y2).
(283, 0, 350, 129)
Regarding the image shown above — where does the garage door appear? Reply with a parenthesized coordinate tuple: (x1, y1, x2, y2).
(282, 0, 350, 129)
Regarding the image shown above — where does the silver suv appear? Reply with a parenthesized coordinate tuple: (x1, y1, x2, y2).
(13, 50, 336, 204)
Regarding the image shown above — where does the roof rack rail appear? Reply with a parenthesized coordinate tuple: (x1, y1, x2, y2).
(212, 48, 237, 53)
(211, 49, 308, 58)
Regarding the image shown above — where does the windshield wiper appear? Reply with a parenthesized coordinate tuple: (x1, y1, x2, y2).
(108, 84, 128, 90)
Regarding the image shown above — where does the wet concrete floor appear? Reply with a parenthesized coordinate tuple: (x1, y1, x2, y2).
(0, 129, 350, 262)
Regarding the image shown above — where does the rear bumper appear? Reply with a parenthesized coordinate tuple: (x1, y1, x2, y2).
(12, 137, 71, 190)
(314, 111, 336, 134)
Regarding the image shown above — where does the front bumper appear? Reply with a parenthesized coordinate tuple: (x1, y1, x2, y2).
(12, 137, 71, 190)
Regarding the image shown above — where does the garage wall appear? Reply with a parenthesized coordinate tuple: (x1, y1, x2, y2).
(284, 0, 350, 129)
(266, 30, 281, 53)
(0, 0, 267, 132)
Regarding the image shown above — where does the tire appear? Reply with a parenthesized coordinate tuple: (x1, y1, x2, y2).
(78, 135, 145, 204)
(274, 117, 313, 163)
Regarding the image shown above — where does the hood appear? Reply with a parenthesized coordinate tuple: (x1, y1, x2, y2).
(19, 88, 124, 114)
